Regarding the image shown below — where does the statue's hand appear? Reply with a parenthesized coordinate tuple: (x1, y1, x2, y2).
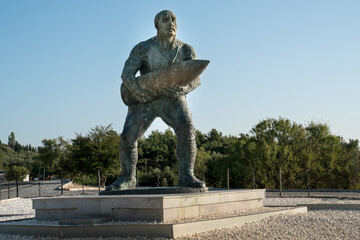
(163, 85, 188, 97)
(132, 88, 155, 102)
(131, 85, 155, 103)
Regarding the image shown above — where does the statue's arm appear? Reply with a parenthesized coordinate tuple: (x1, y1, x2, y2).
(183, 44, 197, 61)
(163, 44, 201, 97)
(121, 44, 153, 102)
(182, 44, 201, 93)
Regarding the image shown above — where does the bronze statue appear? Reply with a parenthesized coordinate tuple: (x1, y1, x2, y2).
(106, 10, 208, 191)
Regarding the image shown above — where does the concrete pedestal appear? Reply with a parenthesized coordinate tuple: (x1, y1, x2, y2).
(33, 189, 265, 222)
(0, 207, 308, 238)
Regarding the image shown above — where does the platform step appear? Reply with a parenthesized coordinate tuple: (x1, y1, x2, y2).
(33, 189, 266, 222)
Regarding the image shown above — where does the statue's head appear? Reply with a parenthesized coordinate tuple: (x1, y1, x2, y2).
(154, 10, 177, 38)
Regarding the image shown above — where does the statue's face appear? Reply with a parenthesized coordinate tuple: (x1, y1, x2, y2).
(157, 13, 177, 38)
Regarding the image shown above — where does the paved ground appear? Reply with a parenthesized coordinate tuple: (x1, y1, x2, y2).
(0, 180, 98, 200)
(266, 189, 360, 199)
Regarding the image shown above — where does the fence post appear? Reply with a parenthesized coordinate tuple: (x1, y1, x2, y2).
(98, 170, 101, 194)
(16, 173, 19, 198)
(252, 172, 256, 189)
(82, 176, 84, 194)
(61, 171, 64, 195)
(279, 167, 282, 197)
(8, 181, 10, 199)
(38, 163, 41, 182)
(38, 180, 41, 197)
(136, 169, 139, 187)
(227, 168, 230, 190)
(307, 172, 310, 197)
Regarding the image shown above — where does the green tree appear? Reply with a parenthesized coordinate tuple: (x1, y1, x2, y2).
(203, 129, 225, 153)
(137, 129, 177, 186)
(1, 142, 35, 179)
(5, 165, 29, 181)
(194, 129, 228, 187)
(139, 166, 177, 187)
(138, 129, 176, 172)
(194, 147, 211, 181)
(38, 139, 61, 177)
(36, 137, 70, 179)
(8, 132, 16, 150)
(67, 124, 121, 187)
(342, 139, 360, 189)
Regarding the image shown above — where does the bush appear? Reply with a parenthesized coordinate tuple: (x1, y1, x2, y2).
(73, 175, 98, 186)
(139, 167, 177, 187)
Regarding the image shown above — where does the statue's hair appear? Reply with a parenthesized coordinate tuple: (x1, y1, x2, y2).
(154, 10, 176, 29)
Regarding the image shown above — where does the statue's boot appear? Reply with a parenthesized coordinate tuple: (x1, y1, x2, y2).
(177, 139, 206, 188)
(105, 176, 136, 191)
(105, 146, 137, 191)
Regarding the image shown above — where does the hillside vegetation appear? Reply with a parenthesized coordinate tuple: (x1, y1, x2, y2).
(1, 118, 359, 189)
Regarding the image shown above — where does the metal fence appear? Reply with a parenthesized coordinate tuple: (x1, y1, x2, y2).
(0, 171, 103, 200)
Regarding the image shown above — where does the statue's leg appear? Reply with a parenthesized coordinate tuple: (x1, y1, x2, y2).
(159, 97, 206, 188)
(106, 104, 155, 191)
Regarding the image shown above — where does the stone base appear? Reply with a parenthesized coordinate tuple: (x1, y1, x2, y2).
(0, 207, 308, 238)
(33, 189, 265, 222)
(99, 186, 208, 195)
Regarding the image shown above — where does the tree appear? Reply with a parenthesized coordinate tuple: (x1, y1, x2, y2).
(5, 165, 29, 181)
(342, 139, 360, 189)
(87, 125, 121, 187)
(38, 139, 60, 174)
(137, 129, 177, 186)
(139, 166, 177, 187)
(1, 141, 35, 179)
(66, 124, 121, 187)
(203, 129, 225, 153)
(194, 147, 211, 181)
(138, 129, 177, 172)
(8, 132, 16, 150)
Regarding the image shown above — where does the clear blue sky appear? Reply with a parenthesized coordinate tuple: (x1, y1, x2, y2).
(1, 1, 360, 147)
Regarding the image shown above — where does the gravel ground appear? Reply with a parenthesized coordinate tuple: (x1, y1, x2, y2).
(178, 210, 360, 240)
(0, 198, 34, 222)
(2, 197, 360, 239)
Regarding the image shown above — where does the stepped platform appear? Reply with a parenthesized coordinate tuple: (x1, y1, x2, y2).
(33, 189, 265, 222)
(0, 189, 311, 238)
(0, 207, 308, 238)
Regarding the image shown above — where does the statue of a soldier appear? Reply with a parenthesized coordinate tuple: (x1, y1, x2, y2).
(106, 10, 207, 191)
